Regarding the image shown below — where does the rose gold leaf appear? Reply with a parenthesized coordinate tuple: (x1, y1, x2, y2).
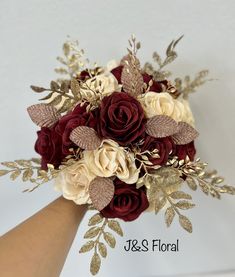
(89, 177, 114, 211)
(70, 126, 102, 150)
(121, 54, 144, 97)
(27, 103, 60, 128)
(120, 54, 140, 67)
(172, 122, 199, 145)
(146, 115, 179, 138)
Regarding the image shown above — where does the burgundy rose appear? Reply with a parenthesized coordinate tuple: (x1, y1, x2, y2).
(35, 125, 64, 170)
(110, 66, 123, 84)
(101, 179, 149, 221)
(142, 73, 167, 92)
(173, 141, 196, 161)
(98, 92, 146, 146)
(78, 70, 90, 81)
(141, 135, 174, 166)
(56, 103, 98, 155)
(111, 65, 164, 93)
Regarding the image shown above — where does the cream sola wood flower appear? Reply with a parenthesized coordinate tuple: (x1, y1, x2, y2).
(54, 159, 95, 205)
(83, 139, 140, 184)
(138, 91, 195, 126)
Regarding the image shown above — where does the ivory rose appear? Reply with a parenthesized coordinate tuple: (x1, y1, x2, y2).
(138, 91, 194, 125)
(83, 139, 139, 184)
(54, 159, 95, 205)
(179, 98, 195, 126)
(80, 72, 120, 100)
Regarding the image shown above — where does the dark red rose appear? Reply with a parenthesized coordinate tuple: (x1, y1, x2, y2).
(56, 103, 98, 155)
(173, 141, 196, 161)
(140, 135, 174, 166)
(111, 65, 164, 93)
(35, 125, 64, 170)
(98, 92, 146, 146)
(111, 66, 123, 84)
(142, 73, 167, 92)
(78, 70, 90, 81)
(101, 179, 149, 222)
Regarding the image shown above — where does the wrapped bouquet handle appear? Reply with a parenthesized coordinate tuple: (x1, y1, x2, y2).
(0, 35, 234, 275)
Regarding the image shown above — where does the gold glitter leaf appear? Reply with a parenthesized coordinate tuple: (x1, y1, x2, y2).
(50, 81, 60, 91)
(30, 85, 47, 93)
(143, 36, 183, 81)
(146, 115, 179, 138)
(1, 162, 17, 168)
(98, 242, 107, 258)
(0, 170, 9, 176)
(175, 201, 195, 210)
(0, 158, 57, 192)
(22, 168, 34, 182)
(84, 227, 101, 239)
(88, 213, 103, 226)
(39, 92, 54, 101)
(58, 99, 73, 114)
(79, 241, 95, 253)
(170, 191, 192, 200)
(186, 176, 197, 191)
(31, 158, 41, 165)
(165, 207, 175, 227)
(27, 103, 61, 128)
(107, 220, 123, 236)
(103, 232, 116, 248)
(219, 185, 235, 195)
(56, 39, 87, 79)
(15, 160, 31, 167)
(154, 197, 167, 214)
(89, 177, 114, 211)
(70, 126, 102, 150)
(174, 70, 211, 99)
(48, 95, 63, 106)
(179, 215, 193, 233)
(90, 253, 101, 276)
(70, 78, 80, 98)
(172, 122, 199, 145)
(10, 169, 21, 180)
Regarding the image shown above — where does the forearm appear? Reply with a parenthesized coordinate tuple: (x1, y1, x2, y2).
(0, 197, 87, 277)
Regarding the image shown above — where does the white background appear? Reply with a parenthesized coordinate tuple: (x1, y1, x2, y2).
(0, 1, 235, 276)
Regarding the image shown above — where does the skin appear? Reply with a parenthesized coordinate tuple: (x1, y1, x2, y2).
(0, 197, 87, 277)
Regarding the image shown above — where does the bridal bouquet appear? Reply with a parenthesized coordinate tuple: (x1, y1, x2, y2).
(0, 36, 234, 275)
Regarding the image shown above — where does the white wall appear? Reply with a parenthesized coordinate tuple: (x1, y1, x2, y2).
(0, 0, 234, 276)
